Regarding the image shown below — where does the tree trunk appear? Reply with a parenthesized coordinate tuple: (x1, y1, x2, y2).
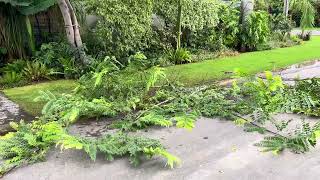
(176, 0, 182, 50)
(283, 0, 289, 18)
(57, 0, 76, 47)
(65, 0, 82, 47)
(240, 0, 254, 52)
(241, 0, 254, 24)
(57, 0, 87, 64)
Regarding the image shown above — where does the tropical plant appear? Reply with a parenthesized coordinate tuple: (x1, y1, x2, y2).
(166, 48, 191, 64)
(291, 0, 315, 36)
(240, 11, 271, 50)
(1, 59, 27, 74)
(0, 0, 86, 63)
(22, 61, 53, 81)
(0, 72, 24, 86)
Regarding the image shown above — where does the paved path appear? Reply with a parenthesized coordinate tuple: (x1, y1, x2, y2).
(0, 94, 33, 135)
(4, 115, 320, 180)
(291, 29, 320, 36)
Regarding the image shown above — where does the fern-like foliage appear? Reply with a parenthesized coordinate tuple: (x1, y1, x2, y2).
(0, 121, 67, 176)
(35, 91, 116, 125)
(255, 121, 320, 154)
(0, 120, 180, 176)
(280, 89, 319, 115)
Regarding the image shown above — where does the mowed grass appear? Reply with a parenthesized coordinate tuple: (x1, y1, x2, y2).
(166, 37, 320, 85)
(3, 80, 77, 116)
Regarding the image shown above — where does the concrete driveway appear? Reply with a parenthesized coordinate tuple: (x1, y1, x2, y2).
(4, 116, 320, 180)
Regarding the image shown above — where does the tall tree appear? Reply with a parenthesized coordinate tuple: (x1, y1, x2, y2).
(283, 0, 289, 18)
(241, 0, 254, 24)
(240, 0, 254, 51)
(176, 0, 182, 50)
(57, 0, 87, 64)
(57, 0, 82, 48)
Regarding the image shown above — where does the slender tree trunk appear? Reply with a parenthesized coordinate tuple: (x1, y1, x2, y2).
(241, 0, 254, 24)
(57, 0, 87, 64)
(65, 0, 82, 47)
(57, 0, 76, 47)
(283, 0, 289, 18)
(240, 0, 254, 52)
(176, 0, 182, 50)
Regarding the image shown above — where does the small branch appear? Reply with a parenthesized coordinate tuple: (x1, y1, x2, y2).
(232, 113, 287, 138)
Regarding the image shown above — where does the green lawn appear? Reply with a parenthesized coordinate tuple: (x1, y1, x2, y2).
(166, 37, 320, 85)
(3, 80, 77, 116)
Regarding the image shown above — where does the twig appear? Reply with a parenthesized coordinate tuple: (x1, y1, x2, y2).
(232, 113, 287, 138)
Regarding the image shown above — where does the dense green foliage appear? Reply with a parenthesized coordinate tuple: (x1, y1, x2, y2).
(84, 0, 154, 59)
(241, 11, 270, 50)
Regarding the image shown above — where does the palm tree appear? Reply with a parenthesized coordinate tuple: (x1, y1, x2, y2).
(283, 0, 290, 18)
(176, 0, 182, 50)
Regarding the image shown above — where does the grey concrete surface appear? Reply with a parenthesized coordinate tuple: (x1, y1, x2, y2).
(291, 29, 320, 36)
(280, 60, 320, 80)
(0, 93, 33, 135)
(4, 116, 320, 180)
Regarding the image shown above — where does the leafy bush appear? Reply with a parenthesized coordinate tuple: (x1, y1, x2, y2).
(58, 58, 82, 79)
(0, 59, 26, 75)
(0, 60, 29, 88)
(241, 11, 271, 51)
(166, 48, 191, 64)
(22, 61, 54, 81)
(270, 14, 292, 37)
(213, 2, 240, 50)
(298, 31, 312, 41)
(34, 42, 74, 68)
(0, 72, 27, 88)
(84, 0, 154, 60)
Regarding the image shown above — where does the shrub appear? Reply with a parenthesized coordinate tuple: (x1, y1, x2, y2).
(270, 14, 293, 37)
(298, 31, 312, 41)
(240, 11, 271, 51)
(0, 59, 27, 74)
(214, 3, 240, 49)
(166, 48, 191, 64)
(0, 71, 26, 88)
(58, 58, 82, 79)
(34, 42, 75, 70)
(84, 0, 154, 60)
(22, 61, 54, 81)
